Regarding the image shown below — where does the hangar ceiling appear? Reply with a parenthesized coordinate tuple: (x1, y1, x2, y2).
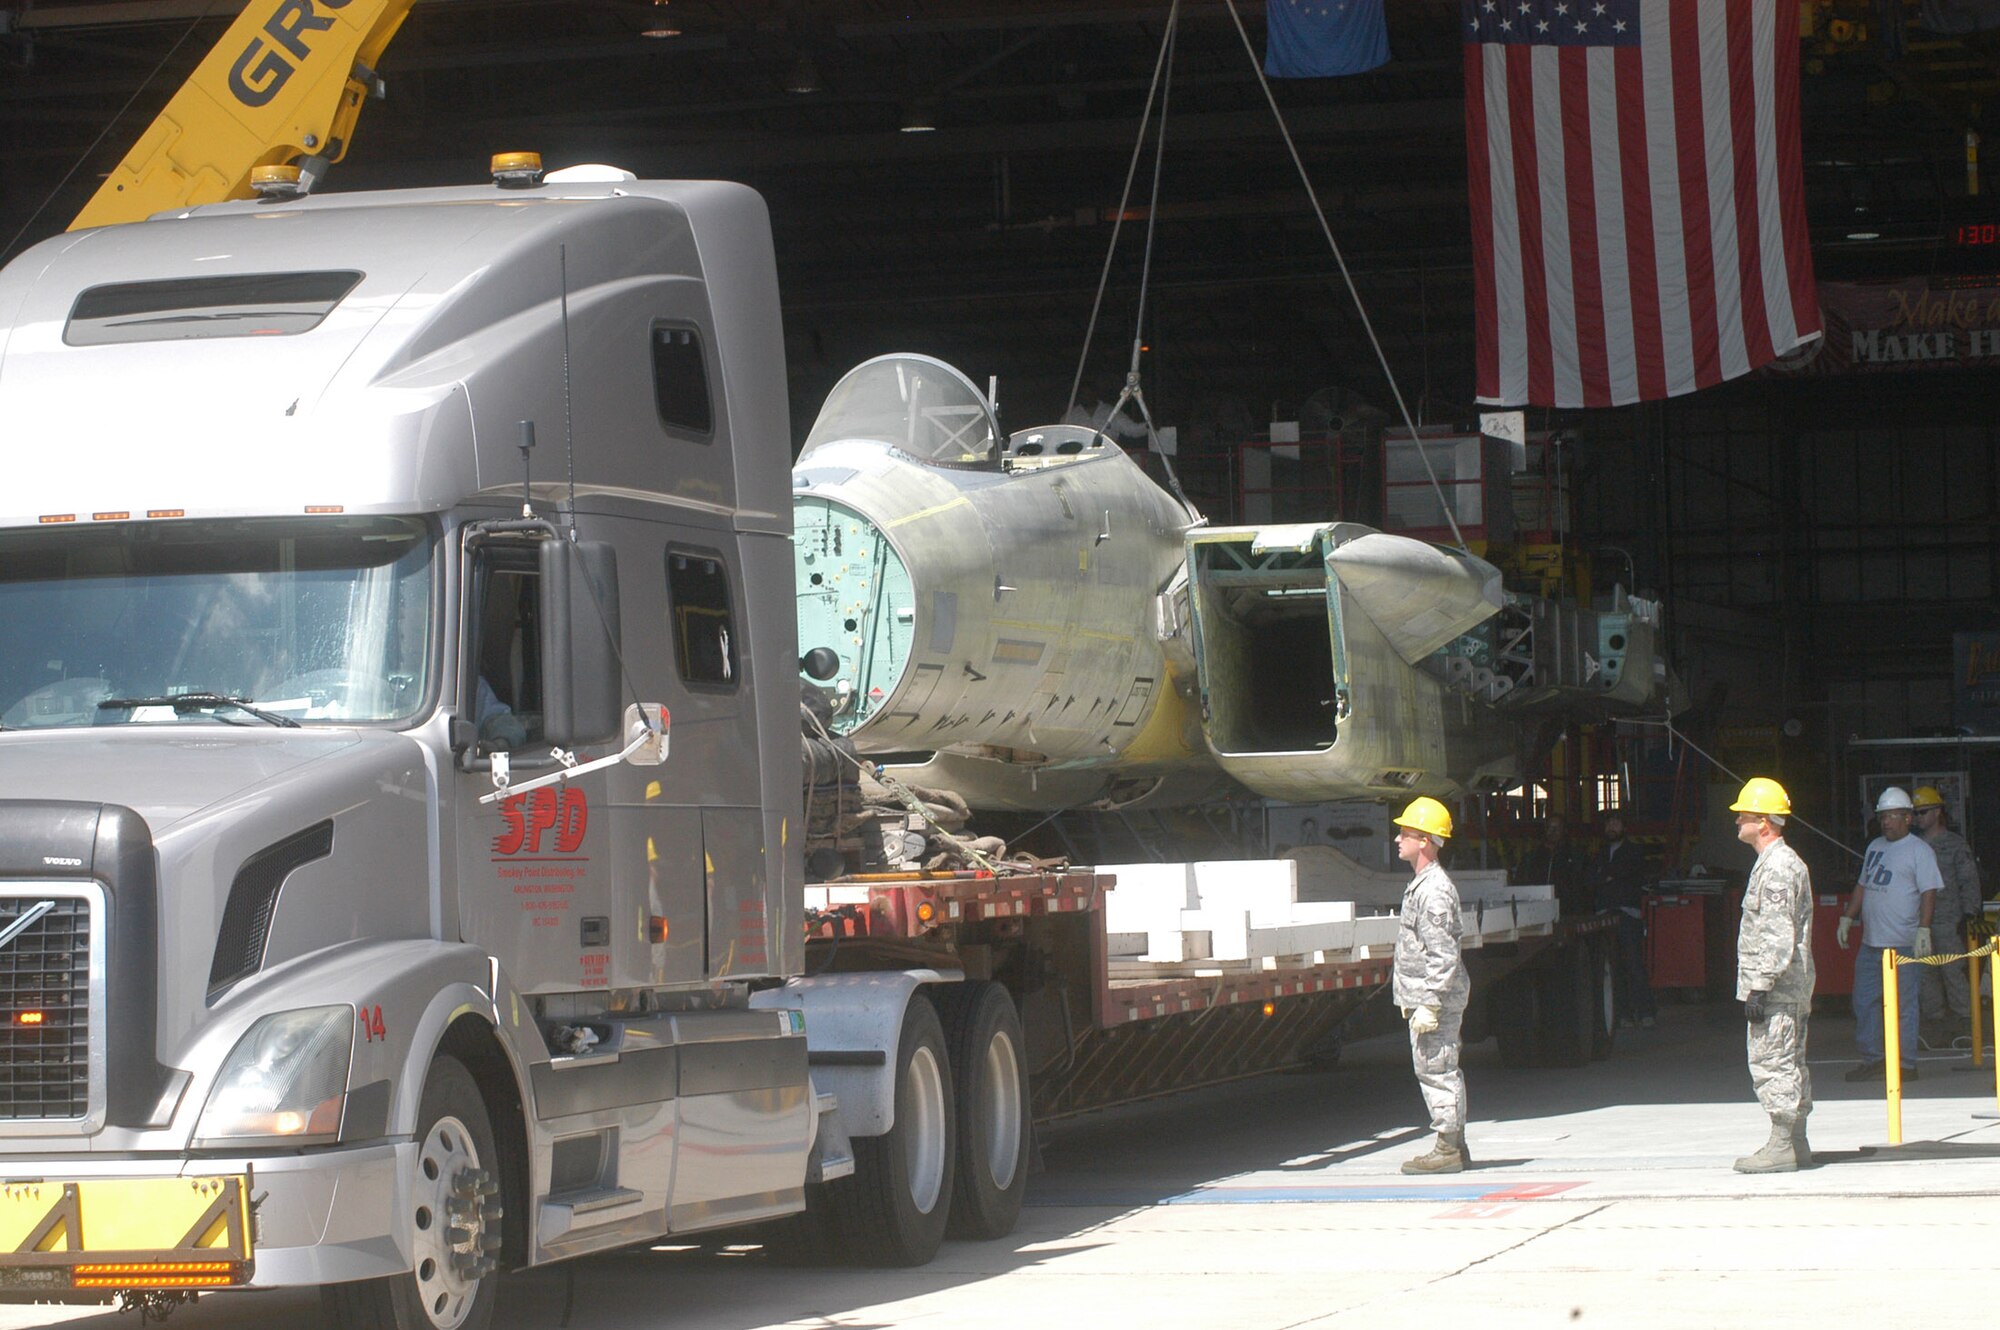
(2, 0, 1996, 440)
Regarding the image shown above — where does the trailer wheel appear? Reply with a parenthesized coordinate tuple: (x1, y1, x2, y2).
(937, 981, 1031, 1240)
(1589, 941, 1617, 1061)
(825, 993, 955, 1266)
(1493, 973, 1542, 1069)
(322, 1056, 502, 1330)
(1541, 946, 1595, 1068)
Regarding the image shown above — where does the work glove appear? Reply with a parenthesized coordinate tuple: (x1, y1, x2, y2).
(1837, 915, 1854, 950)
(1409, 1005, 1440, 1036)
(1744, 990, 1767, 1023)
(1915, 926, 1933, 958)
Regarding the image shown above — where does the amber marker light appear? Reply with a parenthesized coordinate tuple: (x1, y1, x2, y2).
(92, 511, 130, 522)
(38, 514, 75, 524)
(17, 1012, 44, 1025)
(147, 509, 186, 519)
(304, 505, 345, 514)
(1261, 1001, 1276, 1017)
(915, 900, 937, 925)
(73, 1261, 240, 1288)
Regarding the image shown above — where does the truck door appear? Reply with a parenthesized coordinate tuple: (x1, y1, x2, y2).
(455, 537, 624, 994)
(659, 545, 771, 982)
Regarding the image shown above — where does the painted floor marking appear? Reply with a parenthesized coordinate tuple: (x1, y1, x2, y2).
(1030, 1180, 1584, 1206)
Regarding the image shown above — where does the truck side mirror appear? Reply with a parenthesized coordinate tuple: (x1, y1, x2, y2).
(539, 539, 623, 747)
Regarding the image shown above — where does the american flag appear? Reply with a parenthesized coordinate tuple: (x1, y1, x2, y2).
(1463, 0, 1821, 408)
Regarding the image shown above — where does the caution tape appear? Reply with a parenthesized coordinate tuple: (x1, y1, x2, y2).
(1886, 938, 1997, 969)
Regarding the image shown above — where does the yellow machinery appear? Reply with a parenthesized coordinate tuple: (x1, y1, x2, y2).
(70, 0, 414, 230)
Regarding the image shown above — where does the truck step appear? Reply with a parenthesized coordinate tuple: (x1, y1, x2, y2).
(808, 1090, 855, 1184)
(538, 1185, 646, 1243)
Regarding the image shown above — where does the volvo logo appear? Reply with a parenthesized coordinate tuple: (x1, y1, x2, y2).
(0, 902, 55, 952)
(41, 857, 81, 868)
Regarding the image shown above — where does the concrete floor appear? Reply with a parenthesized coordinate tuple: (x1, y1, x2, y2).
(3, 997, 1996, 1329)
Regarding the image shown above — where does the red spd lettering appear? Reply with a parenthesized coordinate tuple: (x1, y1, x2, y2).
(552, 788, 588, 853)
(494, 788, 589, 856)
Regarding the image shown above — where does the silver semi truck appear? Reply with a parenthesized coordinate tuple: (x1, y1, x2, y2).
(0, 162, 1022, 1328)
(0, 163, 1624, 1329)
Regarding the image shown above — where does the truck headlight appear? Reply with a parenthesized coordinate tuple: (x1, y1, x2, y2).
(194, 1006, 353, 1147)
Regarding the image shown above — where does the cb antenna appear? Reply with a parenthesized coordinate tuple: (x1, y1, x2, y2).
(560, 244, 578, 538)
(517, 420, 536, 517)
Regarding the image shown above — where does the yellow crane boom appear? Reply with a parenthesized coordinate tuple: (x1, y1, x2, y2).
(69, 0, 415, 231)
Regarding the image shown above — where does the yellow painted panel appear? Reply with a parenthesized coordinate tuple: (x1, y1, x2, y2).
(0, 1177, 248, 1258)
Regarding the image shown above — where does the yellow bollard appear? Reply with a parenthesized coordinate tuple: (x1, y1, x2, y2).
(1975, 948, 1987, 1071)
(1991, 946, 2000, 1119)
(1884, 948, 1903, 1145)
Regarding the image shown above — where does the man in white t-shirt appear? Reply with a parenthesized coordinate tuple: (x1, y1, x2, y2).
(1837, 787, 1943, 1081)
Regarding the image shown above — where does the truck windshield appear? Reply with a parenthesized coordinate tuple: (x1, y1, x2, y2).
(0, 517, 433, 729)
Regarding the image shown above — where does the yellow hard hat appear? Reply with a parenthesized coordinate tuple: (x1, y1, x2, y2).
(1730, 777, 1792, 817)
(1912, 785, 1946, 810)
(1394, 796, 1454, 839)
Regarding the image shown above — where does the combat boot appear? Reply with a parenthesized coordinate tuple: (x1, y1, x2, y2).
(1732, 1117, 1797, 1174)
(1401, 1131, 1465, 1175)
(1790, 1118, 1812, 1169)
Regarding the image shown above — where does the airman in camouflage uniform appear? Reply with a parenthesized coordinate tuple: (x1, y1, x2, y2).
(1730, 778, 1816, 1174)
(1914, 787, 1983, 1036)
(1392, 797, 1472, 1175)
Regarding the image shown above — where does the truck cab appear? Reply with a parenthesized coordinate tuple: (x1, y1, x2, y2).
(0, 164, 887, 1327)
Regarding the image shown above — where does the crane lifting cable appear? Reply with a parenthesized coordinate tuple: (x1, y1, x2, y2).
(1069, 0, 1470, 553)
(1066, 0, 1200, 523)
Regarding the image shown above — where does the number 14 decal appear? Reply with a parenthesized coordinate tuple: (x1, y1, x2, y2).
(358, 1004, 386, 1042)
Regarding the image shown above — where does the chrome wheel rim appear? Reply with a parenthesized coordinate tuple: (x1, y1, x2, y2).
(408, 1114, 485, 1330)
(980, 1029, 1023, 1191)
(903, 1044, 948, 1214)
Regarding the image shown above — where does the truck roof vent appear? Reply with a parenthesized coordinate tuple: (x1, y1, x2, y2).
(208, 821, 334, 1003)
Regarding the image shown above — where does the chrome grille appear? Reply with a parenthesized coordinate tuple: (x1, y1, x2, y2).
(0, 898, 91, 1119)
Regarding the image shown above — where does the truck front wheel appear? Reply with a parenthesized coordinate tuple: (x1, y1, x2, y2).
(825, 992, 956, 1266)
(323, 1056, 503, 1330)
(938, 981, 1031, 1240)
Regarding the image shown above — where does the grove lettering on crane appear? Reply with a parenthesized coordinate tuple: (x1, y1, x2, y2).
(228, 0, 354, 109)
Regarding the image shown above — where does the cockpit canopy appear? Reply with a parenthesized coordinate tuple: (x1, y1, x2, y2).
(800, 354, 1001, 470)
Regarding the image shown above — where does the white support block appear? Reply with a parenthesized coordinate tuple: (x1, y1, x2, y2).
(1103, 863, 1200, 934)
(1106, 931, 1150, 957)
(1179, 908, 1251, 960)
(1350, 915, 1401, 957)
(1189, 859, 1302, 924)
(1245, 919, 1356, 958)
(1141, 929, 1214, 963)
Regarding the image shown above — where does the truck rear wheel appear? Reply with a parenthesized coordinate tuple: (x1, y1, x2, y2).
(937, 981, 1031, 1240)
(322, 1056, 502, 1330)
(1589, 941, 1617, 1061)
(824, 993, 955, 1266)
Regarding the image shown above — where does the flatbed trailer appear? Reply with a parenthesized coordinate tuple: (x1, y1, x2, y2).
(806, 866, 1620, 1123)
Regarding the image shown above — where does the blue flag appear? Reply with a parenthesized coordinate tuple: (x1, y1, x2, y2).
(1265, 0, 1389, 79)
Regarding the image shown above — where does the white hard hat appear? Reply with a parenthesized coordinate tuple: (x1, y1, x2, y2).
(1875, 786, 1913, 813)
